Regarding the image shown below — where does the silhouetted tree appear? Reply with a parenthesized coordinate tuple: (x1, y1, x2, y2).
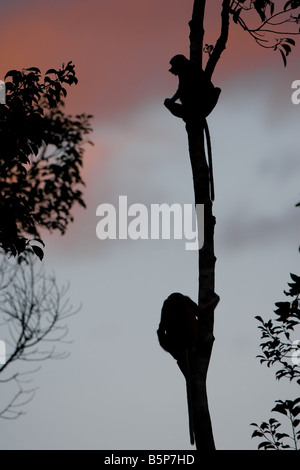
(0, 253, 78, 419)
(0, 61, 92, 417)
(251, 272, 300, 449)
(0, 62, 93, 258)
(159, 0, 300, 449)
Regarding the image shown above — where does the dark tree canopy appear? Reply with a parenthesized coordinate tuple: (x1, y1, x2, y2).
(0, 62, 93, 258)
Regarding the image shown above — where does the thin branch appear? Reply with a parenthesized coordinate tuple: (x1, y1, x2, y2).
(249, 5, 295, 33)
(206, 0, 231, 79)
(0, 253, 78, 417)
(0, 372, 38, 420)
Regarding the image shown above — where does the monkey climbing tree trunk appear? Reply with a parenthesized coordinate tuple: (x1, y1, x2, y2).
(159, 0, 299, 450)
(158, 0, 230, 450)
(186, 0, 230, 450)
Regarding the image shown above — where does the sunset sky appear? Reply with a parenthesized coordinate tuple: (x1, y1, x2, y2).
(0, 0, 299, 450)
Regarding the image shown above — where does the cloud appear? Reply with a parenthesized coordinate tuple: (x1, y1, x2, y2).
(220, 207, 300, 251)
(0, 0, 277, 120)
(0, 0, 190, 117)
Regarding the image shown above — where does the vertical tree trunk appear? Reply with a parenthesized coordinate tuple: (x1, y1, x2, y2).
(186, 121, 217, 450)
(187, 0, 218, 451)
(159, 0, 230, 450)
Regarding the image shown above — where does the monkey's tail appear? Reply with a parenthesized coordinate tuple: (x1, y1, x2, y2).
(203, 119, 215, 201)
(184, 348, 195, 446)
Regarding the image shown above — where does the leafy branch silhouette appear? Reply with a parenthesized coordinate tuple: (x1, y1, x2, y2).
(252, 272, 300, 449)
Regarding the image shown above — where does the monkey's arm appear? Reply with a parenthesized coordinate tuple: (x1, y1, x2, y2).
(198, 292, 220, 315)
(157, 322, 178, 360)
(164, 85, 182, 115)
(170, 89, 180, 102)
(164, 98, 184, 119)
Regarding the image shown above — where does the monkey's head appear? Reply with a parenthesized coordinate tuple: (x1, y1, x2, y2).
(169, 54, 189, 75)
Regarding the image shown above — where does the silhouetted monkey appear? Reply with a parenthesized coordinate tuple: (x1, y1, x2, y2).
(164, 54, 221, 201)
(157, 291, 220, 446)
(157, 293, 199, 446)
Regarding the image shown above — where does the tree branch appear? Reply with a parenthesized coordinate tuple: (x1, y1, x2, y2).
(206, 0, 231, 79)
(189, 0, 207, 66)
(0, 253, 78, 417)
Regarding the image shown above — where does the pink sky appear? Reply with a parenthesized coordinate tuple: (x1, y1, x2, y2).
(1, 1, 300, 450)
(1, 0, 275, 119)
(1, 0, 296, 251)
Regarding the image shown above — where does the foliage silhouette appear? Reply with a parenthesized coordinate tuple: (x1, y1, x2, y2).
(252, 273, 300, 449)
(228, 0, 299, 66)
(0, 61, 93, 258)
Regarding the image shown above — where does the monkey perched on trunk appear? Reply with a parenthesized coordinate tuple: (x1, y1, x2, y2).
(164, 54, 221, 201)
(164, 54, 220, 121)
(157, 292, 220, 446)
(157, 293, 199, 446)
